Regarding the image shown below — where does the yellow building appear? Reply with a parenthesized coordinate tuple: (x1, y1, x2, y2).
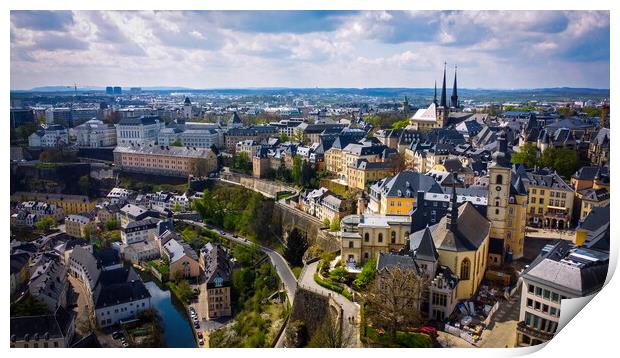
(421, 202, 490, 300)
(520, 168, 575, 229)
(367, 170, 442, 215)
(340, 214, 411, 264)
(11, 192, 97, 215)
(404, 142, 451, 174)
(486, 133, 529, 264)
(113, 144, 217, 177)
(342, 190, 490, 301)
(65, 214, 97, 239)
(346, 160, 396, 191)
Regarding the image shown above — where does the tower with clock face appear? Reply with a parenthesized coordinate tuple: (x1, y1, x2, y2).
(488, 165, 511, 232)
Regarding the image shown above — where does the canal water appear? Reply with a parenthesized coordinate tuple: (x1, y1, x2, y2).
(144, 281, 196, 348)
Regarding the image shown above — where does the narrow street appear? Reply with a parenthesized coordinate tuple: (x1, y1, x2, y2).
(478, 287, 522, 348)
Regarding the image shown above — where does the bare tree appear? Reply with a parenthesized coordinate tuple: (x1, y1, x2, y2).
(364, 267, 430, 340)
(308, 310, 356, 348)
(190, 158, 212, 177)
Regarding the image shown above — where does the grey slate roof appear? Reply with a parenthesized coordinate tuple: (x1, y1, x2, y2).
(118, 115, 159, 126)
(10, 306, 74, 343)
(410, 202, 490, 252)
(93, 267, 150, 309)
(376, 252, 420, 273)
(372, 170, 443, 199)
(521, 241, 608, 296)
(410, 226, 439, 262)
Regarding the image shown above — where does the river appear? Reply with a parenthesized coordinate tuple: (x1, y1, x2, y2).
(144, 280, 196, 348)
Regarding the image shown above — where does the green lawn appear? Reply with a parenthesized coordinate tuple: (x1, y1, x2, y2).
(292, 266, 302, 279)
(364, 327, 433, 348)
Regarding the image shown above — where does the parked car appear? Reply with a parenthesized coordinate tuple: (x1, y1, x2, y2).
(416, 326, 438, 337)
(112, 331, 123, 340)
(198, 338, 204, 346)
(194, 321, 200, 329)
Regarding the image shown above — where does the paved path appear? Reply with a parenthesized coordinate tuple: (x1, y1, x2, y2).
(179, 219, 297, 303)
(298, 261, 360, 347)
(478, 286, 521, 348)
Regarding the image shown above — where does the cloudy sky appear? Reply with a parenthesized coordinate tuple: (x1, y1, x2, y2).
(10, 10, 610, 90)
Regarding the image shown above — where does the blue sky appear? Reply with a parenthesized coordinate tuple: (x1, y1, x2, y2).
(10, 10, 610, 90)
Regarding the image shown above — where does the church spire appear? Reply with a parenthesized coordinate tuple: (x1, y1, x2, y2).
(433, 80, 437, 106)
(446, 176, 459, 232)
(451, 65, 458, 108)
(440, 62, 447, 108)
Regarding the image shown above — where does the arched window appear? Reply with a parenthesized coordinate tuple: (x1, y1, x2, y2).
(496, 175, 503, 185)
(364, 233, 369, 242)
(348, 241, 354, 248)
(461, 258, 471, 280)
(391, 231, 396, 244)
(378, 233, 383, 243)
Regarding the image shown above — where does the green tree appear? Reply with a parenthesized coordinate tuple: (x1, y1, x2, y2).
(284, 228, 308, 267)
(391, 119, 410, 129)
(539, 147, 582, 178)
(353, 258, 377, 290)
(329, 266, 349, 283)
(233, 152, 252, 174)
(330, 216, 341, 231)
(322, 218, 331, 228)
(279, 133, 290, 142)
(557, 106, 573, 117)
(170, 139, 183, 147)
(104, 219, 118, 231)
(511, 143, 539, 169)
(35, 215, 57, 232)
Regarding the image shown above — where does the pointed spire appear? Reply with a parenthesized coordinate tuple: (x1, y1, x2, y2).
(417, 225, 439, 261)
(433, 80, 438, 106)
(451, 65, 458, 108)
(446, 176, 458, 231)
(440, 62, 447, 108)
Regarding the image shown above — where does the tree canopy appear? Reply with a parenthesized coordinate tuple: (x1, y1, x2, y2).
(511, 143, 538, 169)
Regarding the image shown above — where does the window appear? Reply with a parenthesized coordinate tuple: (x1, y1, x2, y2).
(532, 189, 537, 194)
(534, 301, 541, 310)
(496, 175, 503, 184)
(460, 258, 470, 280)
(527, 298, 533, 307)
(551, 292, 559, 302)
(348, 241, 354, 249)
(543, 304, 549, 313)
(543, 290, 550, 299)
(391, 231, 396, 244)
(364, 233, 369, 242)
(528, 284, 535, 294)
(378, 233, 383, 243)
(539, 198, 544, 204)
(535, 287, 542, 296)
(550, 307, 557, 316)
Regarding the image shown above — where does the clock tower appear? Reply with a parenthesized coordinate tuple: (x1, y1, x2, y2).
(487, 130, 512, 264)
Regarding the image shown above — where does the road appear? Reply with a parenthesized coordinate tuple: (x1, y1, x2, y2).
(298, 261, 360, 347)
(178, 219, 297, 303)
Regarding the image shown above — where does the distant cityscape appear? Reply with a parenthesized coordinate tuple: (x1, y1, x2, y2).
(10, 9, 610, 350)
